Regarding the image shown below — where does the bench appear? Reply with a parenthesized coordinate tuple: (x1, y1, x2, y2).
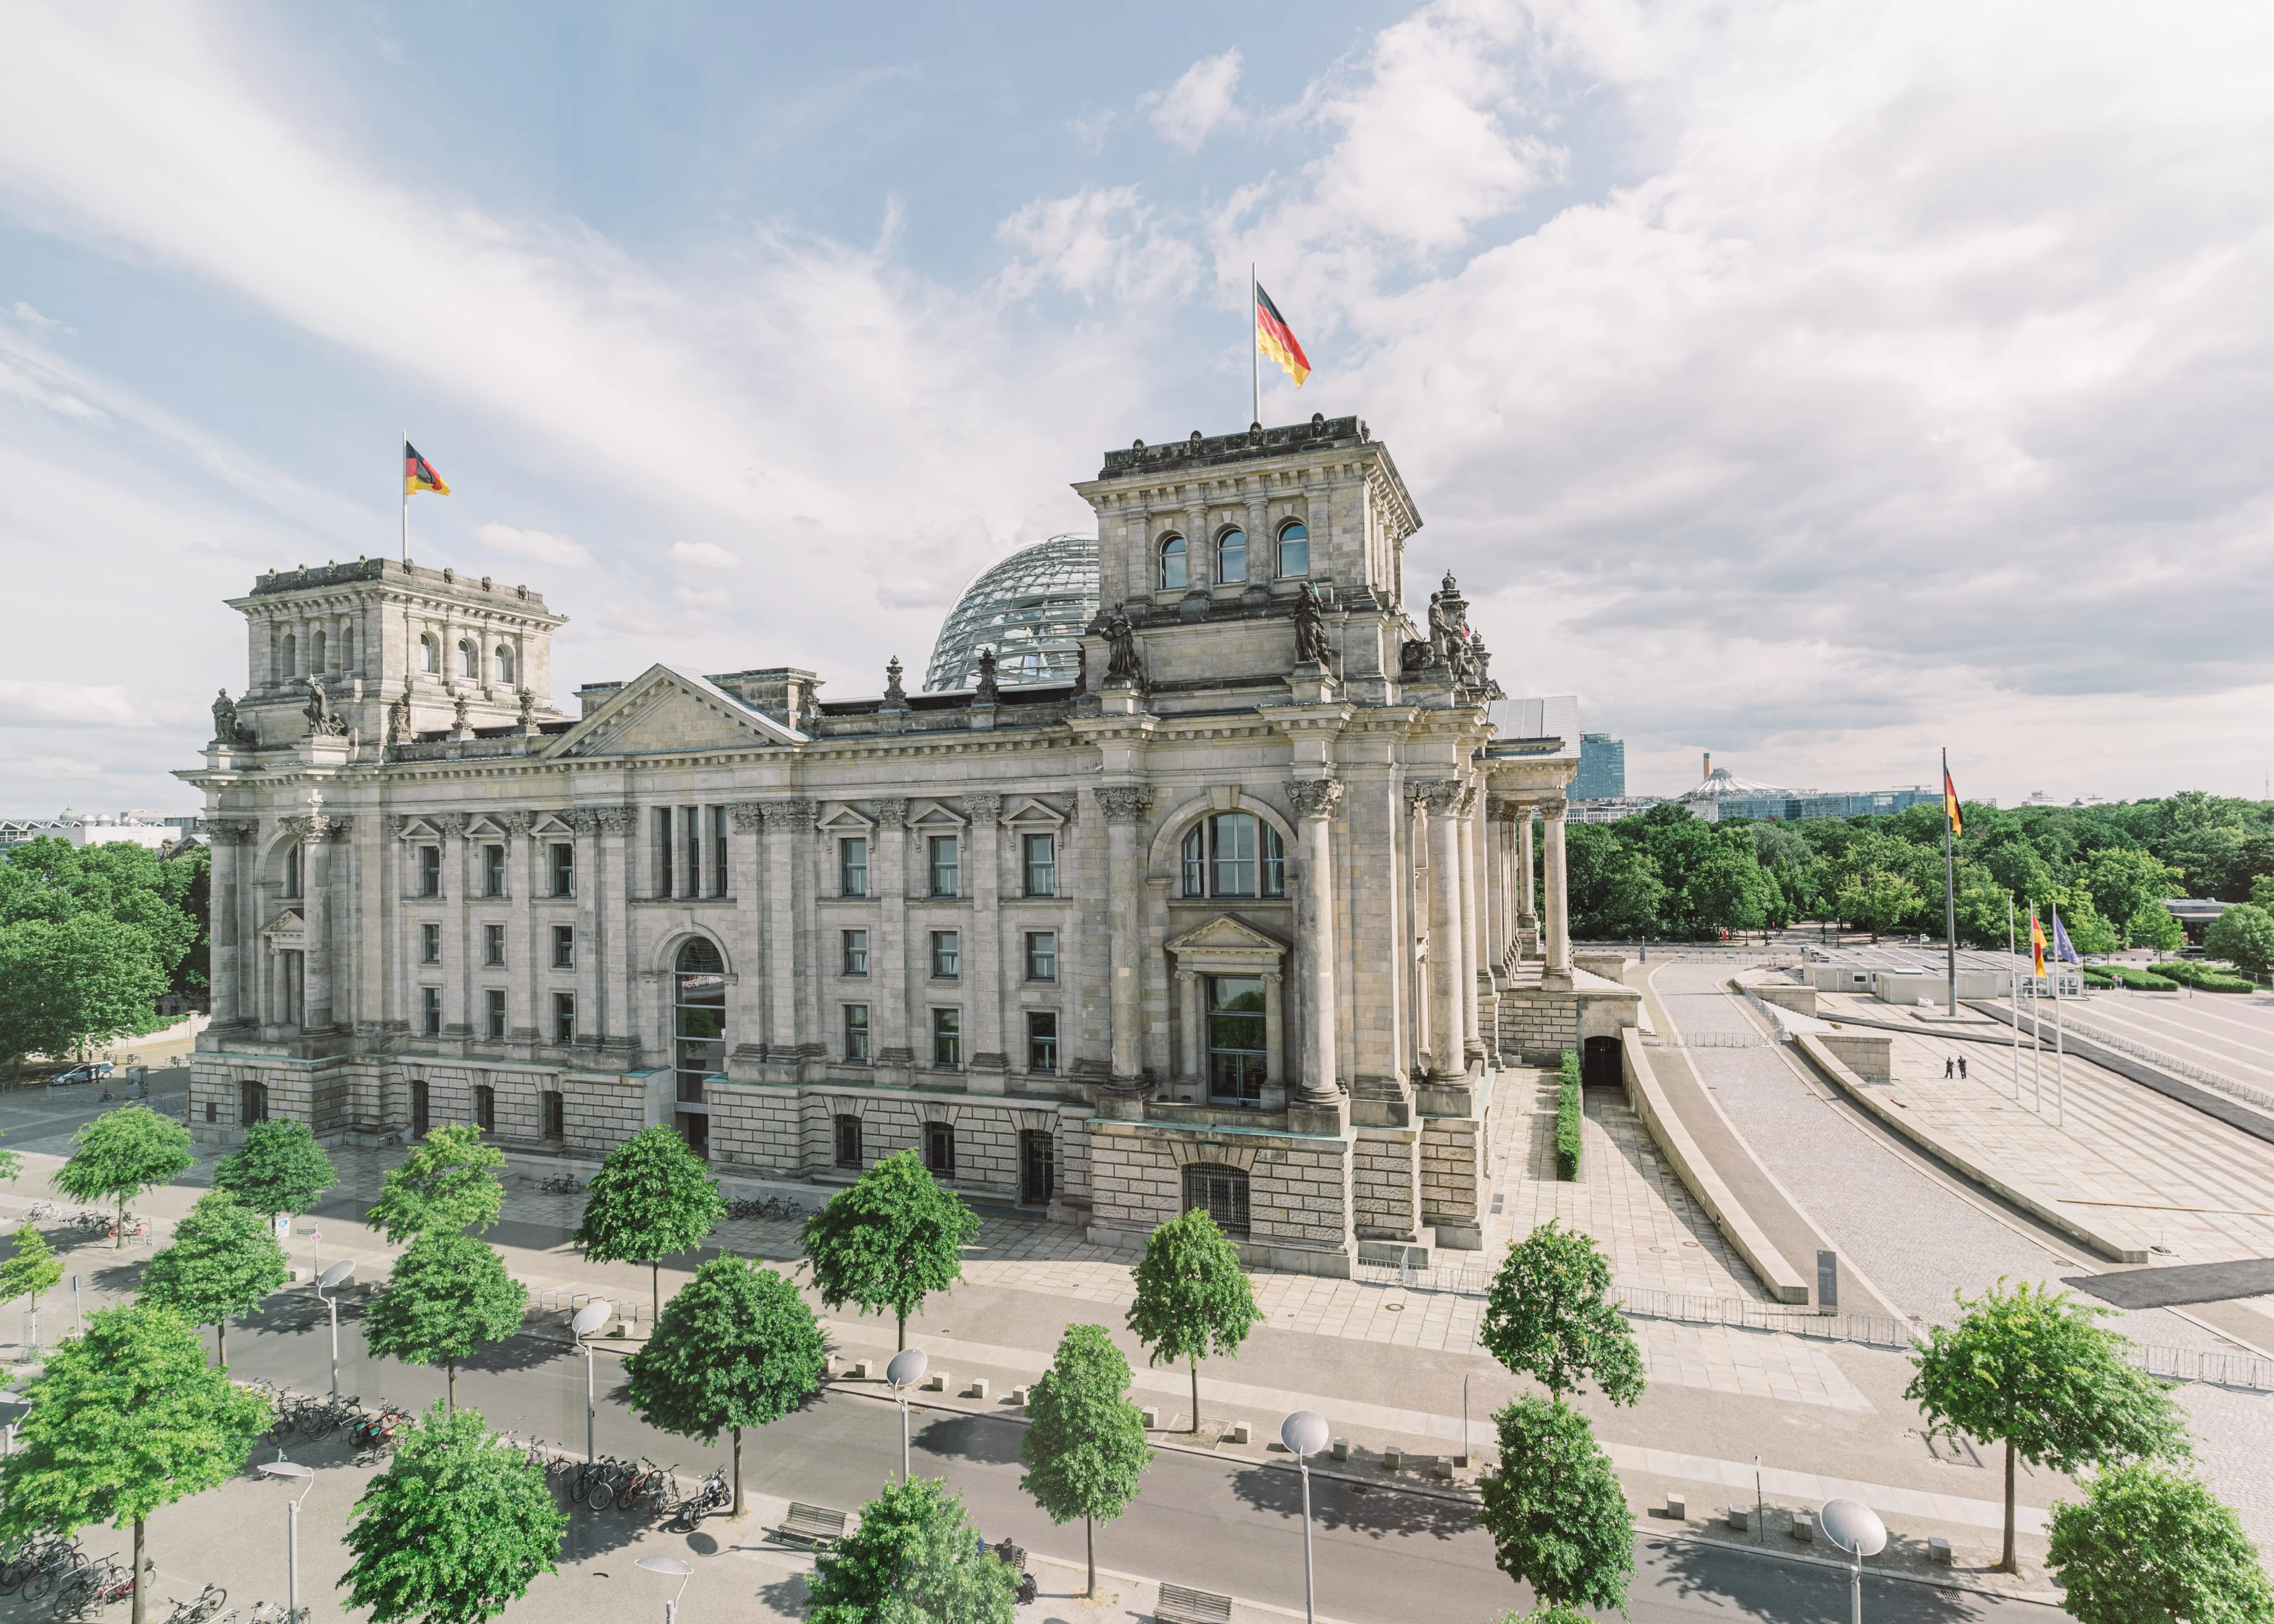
(1155, 1582, 1234, 1623)
(775, 1501, 849, 1548)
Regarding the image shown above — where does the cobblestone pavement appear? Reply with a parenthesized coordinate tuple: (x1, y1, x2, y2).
(1653, 963, 2274, 1552)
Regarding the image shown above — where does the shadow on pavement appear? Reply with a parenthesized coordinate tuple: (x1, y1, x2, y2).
(759, 1570, 813, 1615)
(463, 1329, 576, 1378)
(1229, 1464, 1479, 1543)
(1645, 1534, 1980, 1624)
(914, 1411, 1028, 1467)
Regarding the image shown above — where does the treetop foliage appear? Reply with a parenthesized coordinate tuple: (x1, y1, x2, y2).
(0, 1223, 61, 1310)
(571, 1124, 727, 1266)
(362, 1231, 528, 1382)
(367, 1124, 506, 1243)
(1480, 1221, 1646, 1404)
(1019, 1323, 1154, 1529)
(139, 1189, 288, 1349)
(1125, 1208, 1262, 1368)
(213, 1117, 339, 1217)
(805, 1475, 1019, 1624)
(54, 1104, 195, 1208)
(624, 1256, 827, 1444)
(2046, 1462, 2274, 1624)
(800, 1149, 979, 1337)
(1476, 1395, 1634, 1613)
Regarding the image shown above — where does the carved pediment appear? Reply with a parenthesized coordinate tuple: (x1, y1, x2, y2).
(908, 800, 968, 830)
(1167, 912, 1287, 971)
(262, 907, 307, 944)
(814, 803, 875, 832)
(1003, 795, 1069, 828)
(544, 665, 804, 761)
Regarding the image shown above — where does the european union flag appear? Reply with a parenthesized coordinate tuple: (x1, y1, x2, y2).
(2048, 905, 2083, 966)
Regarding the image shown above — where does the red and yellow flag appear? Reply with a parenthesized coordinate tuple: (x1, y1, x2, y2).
(1944, 767, 1963, 838)
(2031, 909, 2048, 977)
(404, 440, 450, 497)
(1255, 281, 1311, 387)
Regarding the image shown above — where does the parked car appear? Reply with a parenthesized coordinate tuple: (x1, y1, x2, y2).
(48, 1062, 115, 1086)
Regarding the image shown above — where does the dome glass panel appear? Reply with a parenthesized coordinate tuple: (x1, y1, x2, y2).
(923, 535, 1100, 692)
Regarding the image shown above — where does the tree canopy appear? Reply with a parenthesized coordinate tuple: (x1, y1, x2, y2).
(1125, 1208, 1262, 1435)
(0, 915, 172, 1070)
(340, 1400, 567, 1624)
(212, 1118, 339, 1218)
(1906, 1279, 2188, 1572)
(2205, 902, 2274, 978)
(1480, 1221, 1645, 1404)
(2046, 1462, 2273, 1624)
(624, 1256, 827, 1519)
(366, 1124, 506, 1244)
(1019, 1323, 1153, 1597)
(53, 1105, 195, 1246)
(801, 1149, 979, 1350)
(362, 1231, 528, 1409)
(570, 1124, 727, 1321)
(805, 1475, 1019, 1624)
(0, 1224, 62, 1350)
(1476, 1395, 1633, 1614)
(139, 1190, 288, 1363)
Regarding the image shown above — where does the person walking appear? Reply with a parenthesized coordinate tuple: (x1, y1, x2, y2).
(1945, 1057, 1955, 1079)
(1958, 1056, 1968, 1080)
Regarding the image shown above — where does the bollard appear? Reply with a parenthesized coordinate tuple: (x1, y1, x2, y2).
(1331, 1438, 1351, 1462)
(966, 1379, 989, 1401)
(1141, 1407, 1160, 1429)
(1929, 1537, 1953, 1565)
(1726, 1506, 1750, 1532)
(1228, 1422, 1251, 1445)
(851, 1359, 873, 1380)
(1007, 1387, 1028, 1406)
(1666, 1492, 1687, 1522)
(1382, 1448, 1403, 1471)
(1791, 1510, 1815, 1543)
(921, 1372, 947, 1393)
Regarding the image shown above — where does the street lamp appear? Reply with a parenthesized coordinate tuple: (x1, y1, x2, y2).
(572, 1300, 612, 1468)
(1280, 1409, 1330, 1624)
(1820, 1497, 1887, 1624)
(315, 1259, 355, 1400)
(635, 1554, 692, 1623)
(885, 1348, 929, 1485)
(259, 1458, 316, 1623)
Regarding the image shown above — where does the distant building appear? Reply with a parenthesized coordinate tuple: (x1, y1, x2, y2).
(1570, 796, 1659, 824)
(0, 812, 191, 853)
(1675, 768, 1938, 824)
(1571, 733, 1626, 800)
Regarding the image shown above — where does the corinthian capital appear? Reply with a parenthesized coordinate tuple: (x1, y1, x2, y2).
(756, 800, 812, 832)
(1092, 785, 1153, 824)
(873, 799, 910, 830)
(1538, 797, 1569, 820)
(433, 812, 470, 838)
(206, 816, 258, 845)
(563, 808, 601, 835)
(320, 815, 354, 841)
(1284, 777, 1345, 819)
(1409, 778, 1464, 813)
(593, 806, 639, 835)
(728, 802, 766, 834)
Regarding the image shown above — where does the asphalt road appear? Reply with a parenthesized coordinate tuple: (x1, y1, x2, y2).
(220, 1304, 2051, 1624)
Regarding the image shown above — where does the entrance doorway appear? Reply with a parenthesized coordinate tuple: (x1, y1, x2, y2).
(1019, 1130, 1054, 1206)
(410, 1079, 430, 1139)
(1582, 1035, 1622, 1090)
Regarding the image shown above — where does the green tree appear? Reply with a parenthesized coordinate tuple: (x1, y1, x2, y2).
(2082, 848, 2186, 933)
(0, 915, 169, 1070)
(801, 1149, 979, 1350)
(805, 1475, 1019, 1624)
(138, 1190, 288, 1363)
(1836, 866, 1920, 942)
(571, 1124, 728, 1323)
(1480, 1220, 1645, 1404)
(0, 1223, 62, 1355)
(1018, 1323, 1154, 1597)
(366, 1124, 506, 1244)
(362, 1232, 528, 1410)
(1594, 850, 1668, 940)
(2125, 899, 2186, 953)
(340, 1400, 567, 1624)
(2055, 887, 2123, 956)
(53, 1105, 195, 1248)
(1124, 1208, 1263, 1435)
(1476, 1395, 1633, 1614)
(624, 1257, 827, 1520)
(211, 1117, 338, 1219)
(2205, 902, 2274, 979)
(0, 1304, 269, 1624)
(1906, 1279, 2188, 1573)
(2047, 1461, 2274, 1624)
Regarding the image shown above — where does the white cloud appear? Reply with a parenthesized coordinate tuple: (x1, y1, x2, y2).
(673, 585, 731, 610)
(0, 680, 139, 728)
(11, 301, 63, 331)
(477, 522, 595, 571)
(667, 540, 738, 571)
(996, 186, 1200, 304)
(1146, 50, 1244, 152)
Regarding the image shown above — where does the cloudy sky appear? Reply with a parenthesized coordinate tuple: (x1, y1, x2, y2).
(3, 0, 2270, 818)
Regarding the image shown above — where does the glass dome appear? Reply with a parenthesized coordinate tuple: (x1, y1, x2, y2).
(923, 534, 1100, 692)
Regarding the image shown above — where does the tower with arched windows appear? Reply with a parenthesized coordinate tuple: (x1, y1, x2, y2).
(182, 414, 1621, 1282)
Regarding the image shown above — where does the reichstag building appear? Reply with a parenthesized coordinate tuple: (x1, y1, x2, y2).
(182, 414, 1627, 1275)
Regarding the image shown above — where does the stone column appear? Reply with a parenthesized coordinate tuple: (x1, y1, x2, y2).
(1263, 970, 1284, 1090)
(1542, 798, 1573, 989)
(1094, 786, 1152, 1101)
(965, 795, 1006, 1075)
(1517, 806, 1540, 959)
(875, 800, 911, 1070)
(1417, 781, 1467, 1081)
(594, 806, 638, 1051)
(1286, 777, 1344, 1100)
(567, 810, 600, 1048)
(728, 803, 769, 1069)
(1459, 785, 1484, 1067)
(1177, 969, 1203, 1085)
(435, 813, 468, 1036)
(505, 811, 536, 1037)
(302, 815, 343, 1033)
(1483, 798, 1507, 976)
(207, 819, 253, 1025)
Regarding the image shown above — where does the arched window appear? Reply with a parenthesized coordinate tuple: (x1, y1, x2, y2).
(673, 937, 725, 1123)
(421, 634, 441, 674)
(1277, 519, 1309, 578)
(1179, 812, 1285, 899)
(1158, 534, 1188, 591)
(282, 633, 297, 676)
(312, 630, 327, 673)
(458, 639, 478, 680)
(1217, 527, 1247, 585)
(283, 841, 302, 899)
(495, 644, 515, 686)
(1183, 1163, 1250, 1236)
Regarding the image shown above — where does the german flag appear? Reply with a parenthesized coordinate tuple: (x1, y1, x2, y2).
(404, 440, 450, 497)
(1944, 766, 1963, 838)
(1255, 281, 1311, 387)
(2031, 908, 2048, 978)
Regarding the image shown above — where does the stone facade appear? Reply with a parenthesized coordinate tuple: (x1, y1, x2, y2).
(179, 414, 1614, 1277)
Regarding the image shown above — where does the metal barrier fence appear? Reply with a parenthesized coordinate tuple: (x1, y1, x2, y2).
(1647, 1030, 1773, 1050)
(2045, 1013, 2274, 1117)
(534, 1287, 649, 1331)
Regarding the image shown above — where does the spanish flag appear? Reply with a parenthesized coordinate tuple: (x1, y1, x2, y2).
(1255, 281, 1311, 387)
(2031, 908, 2048, 978)
(1944, 766, 1963, 838)
(404, 440, 450, 497)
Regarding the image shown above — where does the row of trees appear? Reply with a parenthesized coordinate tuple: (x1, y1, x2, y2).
(0, 837, 208, 1070)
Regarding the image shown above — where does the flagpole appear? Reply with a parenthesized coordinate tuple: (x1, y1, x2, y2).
(2030, 905, 2044, 1112)
(2054, 969, 2066, 1128)
(1250, 263, 1261, 429)
(1943, 748, 1958, 1019)
(2008, 895, 2020, 1100)
(400, 432, 409, 565)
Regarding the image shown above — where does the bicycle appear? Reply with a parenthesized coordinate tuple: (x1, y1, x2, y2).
(3, 1534, 80, 1598)
(726, 1195, 767, 1221)
(247, 1603, 298, 1623)
(164, 1583, 229, 1622)
(23, 1202, 57, 1222)
(536, 1173, 583, 1195)
(54, 1555, 150, 1618)
(624, 1459, 677, 1515)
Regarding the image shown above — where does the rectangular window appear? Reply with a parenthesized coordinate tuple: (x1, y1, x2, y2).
(1020, 1128, 1055, 1205)
(924, 1119, 955, 1178)
(553, 992, 576, 1045)
(420, 922, 441, 965)
(1027, 1010, 1058, 1074)
(1022, 832, 1056, 896)
(420, 986, 442, 1037)
(931, 930, 959, 980)
(843, 1004, 871, 1062)
(1206, 975, 1268, 1104)
(550, 842, 574, 897)
(484, 989, 507, 1040)
(284, 843, 302, 899)
(656, 808, 675, 898)
(932, 1007, 961, 1069)
(711, 806, 728, 898)
(418, 845, 441, 897)
(839, 837, 868, 898)
(542, 1090, 564, 1140)
(551, 925, 575, 969)
(474, 1083, 496, 1133)
(482, 844, 505, 898)
(929, 834, 959, 897)
(841, 929, 869, 976)
(834, 1114, 863, 1169)
(484, 923, 506, 967)
(1025, 931, 1056, 982)
(682, 806, 701, 898)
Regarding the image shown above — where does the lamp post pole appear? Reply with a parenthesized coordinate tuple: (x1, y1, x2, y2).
(259, 1460, 315, 1623)
(1280, 1410, 1329, 1624)
(316, 1259, 355, 1400)
(636, 1555, 692, 1623)
(886, 1348, 929, 1485)
(572, 1301, 612, 1467)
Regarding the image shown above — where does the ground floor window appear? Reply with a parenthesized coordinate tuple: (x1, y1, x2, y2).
(1207, 975, 1266, 1104)
(474, 1084, 496, 1133)
(1026, 1011, 1058, 1073)
(1183, 1162, 1250, 1236)
(924, 1120, 955, 1179)
(1020, 1130, 1054, 1206)
(411, 1079, 431, 1139)
(835, 1114, 863, 1169)
(542, 1089, 564, 1140)
(677, 1110, 709, 1160)
(240, 1079, 269, 1126)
